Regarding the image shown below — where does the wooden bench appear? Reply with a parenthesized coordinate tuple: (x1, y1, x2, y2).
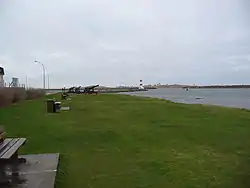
(0, 129, 27, 185)
(0, 138, 26, 161)
(0, 127, 26, 161)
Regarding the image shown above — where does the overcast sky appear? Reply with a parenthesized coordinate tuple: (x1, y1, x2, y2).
(1, 0, 250, 88)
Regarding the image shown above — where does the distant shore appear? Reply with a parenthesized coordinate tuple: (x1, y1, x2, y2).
(187, 85, 250, 89)
(45, 87, 149, 93)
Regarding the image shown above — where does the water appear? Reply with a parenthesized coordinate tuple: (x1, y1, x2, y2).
(46, 90, 61, 94)
(124, 88, 250, 109)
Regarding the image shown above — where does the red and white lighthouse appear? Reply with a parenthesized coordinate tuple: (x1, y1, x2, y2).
(139, 79, 144, 90)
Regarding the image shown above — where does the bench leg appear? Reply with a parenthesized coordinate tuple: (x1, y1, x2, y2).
(10, 152, 26, 163)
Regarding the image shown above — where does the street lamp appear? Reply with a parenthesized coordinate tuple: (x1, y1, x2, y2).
(34, 60, 46, 89)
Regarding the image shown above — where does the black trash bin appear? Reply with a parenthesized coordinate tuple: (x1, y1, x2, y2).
(46, 99, 56, 113)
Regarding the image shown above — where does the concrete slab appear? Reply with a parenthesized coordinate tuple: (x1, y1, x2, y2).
(0, 153, 59, 188)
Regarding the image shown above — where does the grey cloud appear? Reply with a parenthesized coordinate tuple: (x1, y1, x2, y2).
(1, 0, 250, 87)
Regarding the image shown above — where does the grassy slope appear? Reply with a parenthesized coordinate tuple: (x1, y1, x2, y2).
(0, 94, 250, 188)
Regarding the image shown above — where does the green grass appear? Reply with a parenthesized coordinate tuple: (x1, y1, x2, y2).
(0, 94, 250, 188)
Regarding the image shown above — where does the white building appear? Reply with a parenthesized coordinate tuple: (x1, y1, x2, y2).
(0, 67, 4, 87)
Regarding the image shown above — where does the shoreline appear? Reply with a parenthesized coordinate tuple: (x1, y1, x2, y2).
(123, 88, 250, 110)
(125, 93, 250, 110)
(45, 88, 149, 94)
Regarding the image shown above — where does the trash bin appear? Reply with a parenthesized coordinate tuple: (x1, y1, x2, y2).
(46, 99, 56, 113)
(55, 102, 61, 111)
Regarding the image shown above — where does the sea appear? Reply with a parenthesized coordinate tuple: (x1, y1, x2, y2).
(124, 88, 250, 109)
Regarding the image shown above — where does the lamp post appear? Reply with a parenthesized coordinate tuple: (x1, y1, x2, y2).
(34, 60, 46, 89)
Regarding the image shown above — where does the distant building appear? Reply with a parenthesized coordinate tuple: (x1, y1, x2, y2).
(0, 67, 4, 87)
(11, 77, 19, 87)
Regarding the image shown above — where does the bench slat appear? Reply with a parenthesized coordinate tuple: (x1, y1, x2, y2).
(0, 139, 13, 152)
(0, 138, 26, 159)
(0, 138, 20, 158)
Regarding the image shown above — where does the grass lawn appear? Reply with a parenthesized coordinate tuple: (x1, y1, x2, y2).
(0, 94, 250, 188)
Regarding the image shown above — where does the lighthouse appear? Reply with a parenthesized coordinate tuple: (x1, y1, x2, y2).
(139, 79, 144, 90)
(0, 67, 4, 87)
